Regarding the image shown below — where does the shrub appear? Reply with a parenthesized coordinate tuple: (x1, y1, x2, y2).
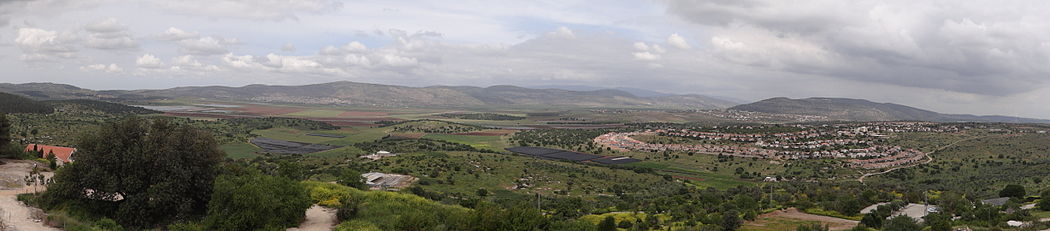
(202, 172, 312, 231)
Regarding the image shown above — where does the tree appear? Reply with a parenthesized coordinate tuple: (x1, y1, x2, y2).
(1038, 190, 1050, 211)
(335, 168, 365, 189)
(923, 212, 952, 231)
(722, 210, 742, 231)
(598, 216, 617, 231)
(999, 184, 1026, 199)
(0, 113, 10, 149)
(44, 117, 225, 228)
(202, 171, 312, 231)
(882, 216, 921, 231)
(860, 213, 883, 229)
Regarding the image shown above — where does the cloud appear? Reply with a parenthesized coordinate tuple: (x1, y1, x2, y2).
(281, 43, 296, 52)
(170, 55, 220, 71)
(177, 36, 236, 55)
(159, 27, 200, 41)
(632, 51, 660, 61)
(136, 53, 164, 69)
(547, 26, 576, 39)
(83, 18, 138, 50)
(80, 63, 123, 73)
(667, 33, 691, 49)
(14, 27, 78, 61)
(665, 0, 1050, 96)
(150, 0, 343, 21)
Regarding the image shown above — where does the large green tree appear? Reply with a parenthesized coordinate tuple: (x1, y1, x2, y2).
(882, 216, 922, 231)
(202, 171, 312, 231)
(1038, 189, 1050, 211)
(45, 117, 224, 227)
(999, 184, 1026, 199)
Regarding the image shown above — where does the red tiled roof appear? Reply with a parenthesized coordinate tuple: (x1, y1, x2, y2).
(25, 144, 76, 163)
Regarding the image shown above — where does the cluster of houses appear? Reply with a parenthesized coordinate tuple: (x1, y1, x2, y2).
(594, 122, 951, 169)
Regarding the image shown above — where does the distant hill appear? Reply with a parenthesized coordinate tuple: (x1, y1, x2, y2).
(0, 92, 54, 114)
(46, 99, 160, 115)
(731, 97, 1050, 123)
(124, 81, 736, 109)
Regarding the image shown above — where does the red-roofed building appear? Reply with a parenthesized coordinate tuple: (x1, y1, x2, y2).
(25, 144, 77, 165)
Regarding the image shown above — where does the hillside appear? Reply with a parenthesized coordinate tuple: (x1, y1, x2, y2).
(0, 82, 735, 109)
(731, 97, 1050, 123)
(0, 92, 54, 114)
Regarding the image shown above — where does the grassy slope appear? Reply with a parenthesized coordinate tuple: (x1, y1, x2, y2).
(219, 142, 262, 159)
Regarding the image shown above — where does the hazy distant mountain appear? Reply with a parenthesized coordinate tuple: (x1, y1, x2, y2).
(528, 85, 675, 97)
(731, 97, 1050, 123)
(0, 82, 736, 109)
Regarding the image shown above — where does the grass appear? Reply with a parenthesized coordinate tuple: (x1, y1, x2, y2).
(305, 146, 367, 158)
(421, 134, 509, 151)
(220, 142, 262, 159)
(282, 109, 346, 118)
(251, 127, 341, 143)
(322, 127, 390, 146)
(1033, 209, 1050, 219)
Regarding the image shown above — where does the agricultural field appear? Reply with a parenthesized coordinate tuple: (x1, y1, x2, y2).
(422, 133, 511, 151)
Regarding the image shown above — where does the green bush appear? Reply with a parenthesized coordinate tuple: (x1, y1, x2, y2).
(203, 172, 312, 231)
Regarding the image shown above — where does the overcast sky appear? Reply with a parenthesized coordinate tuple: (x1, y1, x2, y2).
(2, 0, 1050, 118)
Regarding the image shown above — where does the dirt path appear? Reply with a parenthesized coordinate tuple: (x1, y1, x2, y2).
(1, 160, 58, 231)
(858, 135, 993, 183)
(751, 208, 859, 231)
(286, 205, 337, 231)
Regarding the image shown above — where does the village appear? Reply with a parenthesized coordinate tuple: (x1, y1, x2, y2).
(594, 122, 962, 169)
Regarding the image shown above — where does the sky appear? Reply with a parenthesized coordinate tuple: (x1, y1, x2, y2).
(2, 0, 1050, 118)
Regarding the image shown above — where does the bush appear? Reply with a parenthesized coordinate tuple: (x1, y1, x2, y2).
(202, 172, 312, 231)
(999, 184, 1026, 199)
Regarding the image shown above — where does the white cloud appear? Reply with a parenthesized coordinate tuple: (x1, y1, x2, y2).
(136, 54, 164, 69)
(667, 33, 691, 49)
(80, 63, 123, 73)
(150, 0, 343, 21)
(281, 43, 296, 52)
(159, 27, 200, 41)
(547, 26, 576, 39)
(14, 27, 78, 61)
(633, 51, 660, 61)
(83, 18, 138, 50)
(177, 36, 234, 55)
(633, 42, 649, 51)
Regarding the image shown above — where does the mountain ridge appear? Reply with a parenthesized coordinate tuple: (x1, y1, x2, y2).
(730, 97, 1050, 123)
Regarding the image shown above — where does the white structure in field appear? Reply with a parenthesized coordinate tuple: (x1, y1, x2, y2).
(360, 151, 397, 160)
(361, 172, 417, 191)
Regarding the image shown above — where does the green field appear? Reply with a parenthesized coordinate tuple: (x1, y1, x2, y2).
(421, 134, 509, 151)
(251, 127, 342, 143)
(322, 127, 390, 146)
(219, 142, 262, 159)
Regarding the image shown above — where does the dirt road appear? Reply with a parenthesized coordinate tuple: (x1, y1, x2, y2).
(286, 205, 337, 231)
(751, 208, 859, 231)
(0, 159, 58, 231)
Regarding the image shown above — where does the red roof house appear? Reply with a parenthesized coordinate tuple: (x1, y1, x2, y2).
(25, 144, 77, 164)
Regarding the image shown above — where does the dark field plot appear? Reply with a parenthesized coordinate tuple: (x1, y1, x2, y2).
(306, 133, 346, 138)
(591, 156, 642, 165)
(250, 137, 342, 154)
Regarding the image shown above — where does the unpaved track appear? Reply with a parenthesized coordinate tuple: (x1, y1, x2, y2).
(1, 160, 58, 231)
(286, 205, 337, 231)
(752, 208, 858, 231)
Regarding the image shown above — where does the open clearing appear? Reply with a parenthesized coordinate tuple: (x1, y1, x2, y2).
(742, 208, 859, 231)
